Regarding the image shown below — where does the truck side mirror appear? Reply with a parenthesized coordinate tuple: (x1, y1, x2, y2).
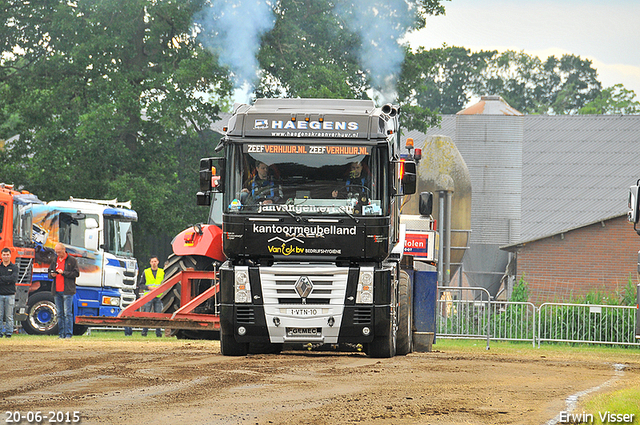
(400, 160, 417, 195)
(85, 217, 99, 229)
(85, 228, 99, 251)
(200, 157, 225, 193)
(628, 184, 640, 224)
(419, 192, 433, 216)
(196, 191, 211, 206)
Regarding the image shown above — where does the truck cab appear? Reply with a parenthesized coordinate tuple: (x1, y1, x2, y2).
(0, 184, 43, 325)
(200, 99, 416, 357)
(24, 198, 138, 335)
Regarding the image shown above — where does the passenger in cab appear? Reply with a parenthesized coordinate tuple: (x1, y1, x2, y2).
(332, 160, 370, 198)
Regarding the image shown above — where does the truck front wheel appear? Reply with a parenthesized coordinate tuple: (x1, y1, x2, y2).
(22, 291, 58, 335)
(367, 283, 398, 358)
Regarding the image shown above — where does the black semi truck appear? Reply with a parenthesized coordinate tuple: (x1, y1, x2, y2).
(199, 98, 418, 357)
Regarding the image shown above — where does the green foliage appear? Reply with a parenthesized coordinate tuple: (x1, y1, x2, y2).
(0, 0, 232, 261)
(398, 46, 491, 131)
(510, 275, 529, 302)
(467, 50, 602, 114)
(256, 0, 367, 99)
(399, 47, 607, 122)
(578, 84, 640, 114)
(619, 275, 638, 307)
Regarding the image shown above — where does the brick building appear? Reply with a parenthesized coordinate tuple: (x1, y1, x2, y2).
(502, 214, 640, 304)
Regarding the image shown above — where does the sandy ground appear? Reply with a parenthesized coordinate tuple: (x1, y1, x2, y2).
(1, 337, 639, 425)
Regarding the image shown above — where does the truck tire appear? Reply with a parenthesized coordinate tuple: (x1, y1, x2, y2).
(396, 271, 413, 355)
(367, 283, 398, 358)
(220, 332, 248, 356)
(160, 254, 219, 340)
(22, 291, 58, 335)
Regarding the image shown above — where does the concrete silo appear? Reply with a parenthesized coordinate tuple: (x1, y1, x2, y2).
(401, 135, 472, 280)
(455, 95, 523, 296)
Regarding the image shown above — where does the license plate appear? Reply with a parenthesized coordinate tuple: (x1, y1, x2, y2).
(125, 260, 136, 272)
(287, 308, 319, 316)
(286, 327, 321, 337)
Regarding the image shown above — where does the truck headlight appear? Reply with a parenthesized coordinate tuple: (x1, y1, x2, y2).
(102, 296, 121, 306)
(234, 267, 252, 303)
(356, 268, 374, 304)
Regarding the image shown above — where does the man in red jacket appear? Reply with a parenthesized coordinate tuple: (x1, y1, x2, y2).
(49, 243, 80, 339)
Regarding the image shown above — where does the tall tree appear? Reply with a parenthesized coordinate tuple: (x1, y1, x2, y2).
(256, 0, 366, 99)
(256, 0, 449, 101)
(0, 0, 232, 262)
(402, 47, 604, 116)
(578, 84, 640, 115)
(398, 46, 496, 132)
(474, 51, 601, 114)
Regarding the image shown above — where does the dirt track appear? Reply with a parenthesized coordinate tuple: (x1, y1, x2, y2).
(1, 337, 639, 425)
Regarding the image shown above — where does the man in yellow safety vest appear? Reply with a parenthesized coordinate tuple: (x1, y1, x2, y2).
(139, 255, 164, 337)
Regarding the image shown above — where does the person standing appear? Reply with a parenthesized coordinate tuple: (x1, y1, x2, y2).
(139, 256, 164, 337)
(0, 247, 18, 338)
(49, 243, 79, 339)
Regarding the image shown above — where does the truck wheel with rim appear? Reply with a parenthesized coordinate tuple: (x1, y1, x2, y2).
(160, 254, 220, 340)
(22, 291, 58, 335)
(396, 270, 413, 355)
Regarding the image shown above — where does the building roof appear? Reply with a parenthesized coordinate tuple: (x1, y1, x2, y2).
(416, 114, 640, 246)
(457, 95, 522, 116)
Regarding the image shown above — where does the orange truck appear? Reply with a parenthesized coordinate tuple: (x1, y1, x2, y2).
(0, 183, 43, 327)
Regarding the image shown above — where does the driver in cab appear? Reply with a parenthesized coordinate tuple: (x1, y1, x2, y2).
(242, 161, 283, 205)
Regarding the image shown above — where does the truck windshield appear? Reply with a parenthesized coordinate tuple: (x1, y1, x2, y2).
(13, 202, 33, 248)
(104, 218, 134, 258)
(227, 142, 388, 216)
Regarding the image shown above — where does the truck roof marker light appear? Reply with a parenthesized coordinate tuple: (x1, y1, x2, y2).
(319, 115, 324, 123)
(405, 138, 414, 149)
(290, 114, 296, 122)
(305, 115, 310, 122)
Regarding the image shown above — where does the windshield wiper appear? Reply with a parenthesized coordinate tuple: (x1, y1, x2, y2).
(336, 205, 359, 224)
(281, 199, 307, 222)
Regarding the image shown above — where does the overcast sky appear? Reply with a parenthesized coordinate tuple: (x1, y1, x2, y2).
(403, 0, 640, 107)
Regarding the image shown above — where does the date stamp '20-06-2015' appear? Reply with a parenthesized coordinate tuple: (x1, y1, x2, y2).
(5, 412, 81, 424)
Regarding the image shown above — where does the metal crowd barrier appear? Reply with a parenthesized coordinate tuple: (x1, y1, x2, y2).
(436, 289, 639, 349)
(537, 303, 640, 347)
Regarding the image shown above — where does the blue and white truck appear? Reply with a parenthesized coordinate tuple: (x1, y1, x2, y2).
(22, 198, 138, 335)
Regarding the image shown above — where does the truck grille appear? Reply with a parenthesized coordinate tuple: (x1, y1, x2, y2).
(236, 306, 256, 324)
(353, 307, 372, 324)
(15, 257, 33, 285)
(260, 263, 348, 306)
